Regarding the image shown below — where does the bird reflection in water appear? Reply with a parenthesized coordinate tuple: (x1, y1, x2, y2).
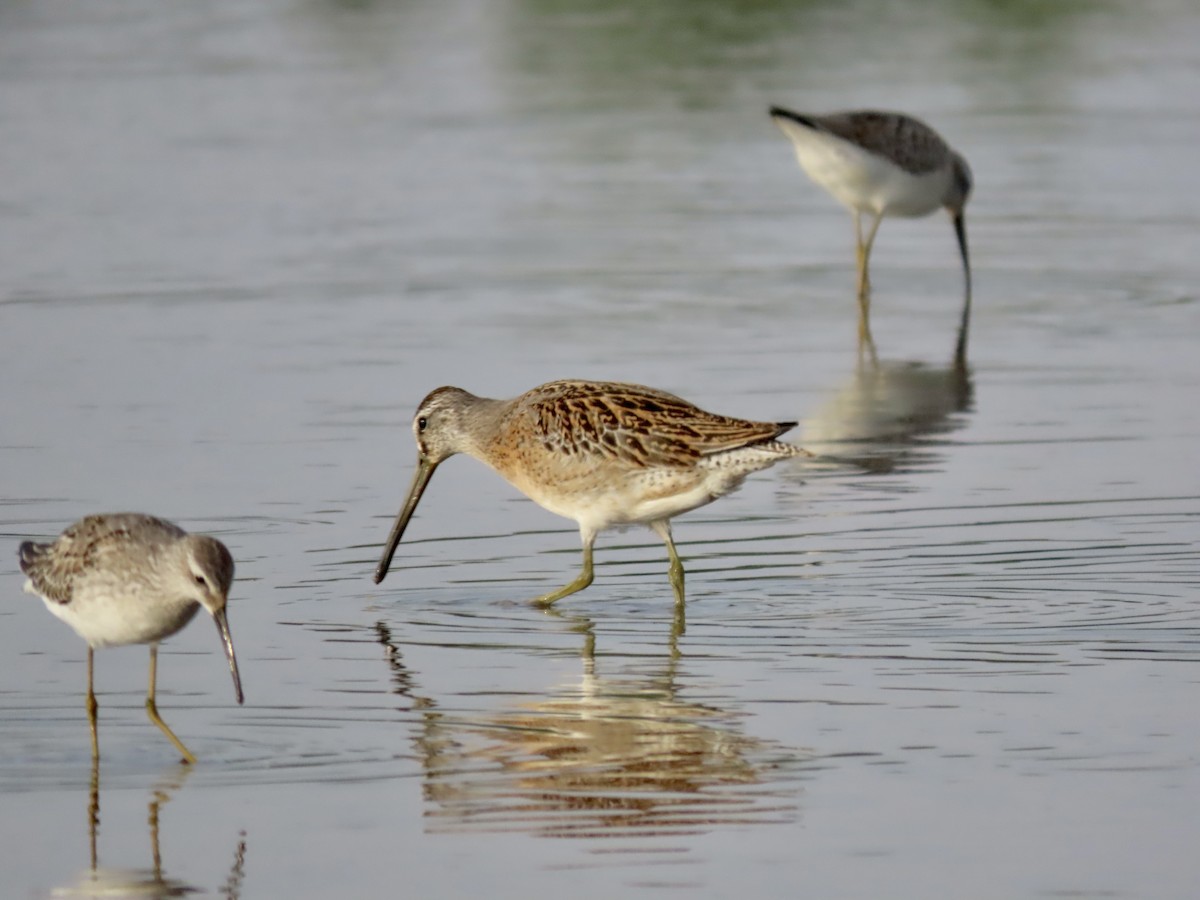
(802, 354, 974, 476)
(51, 761, 247, 899)
(374, 619, 804, 840)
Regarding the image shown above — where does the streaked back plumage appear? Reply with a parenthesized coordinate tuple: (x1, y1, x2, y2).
(18, 512, 243, 761)
(376, 379, 807, 604)
(494, 379, 796, 467)
(20, 513, 235, 648)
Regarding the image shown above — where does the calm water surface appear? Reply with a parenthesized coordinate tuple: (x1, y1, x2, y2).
(2, 1, 1198, 898)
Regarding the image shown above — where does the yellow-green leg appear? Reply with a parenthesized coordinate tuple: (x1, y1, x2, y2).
(533, 536, 595, 607)
(145, 645, 197, 765)
(853, 210, 882, 367)
(651, 520, 686, 605)
(86, 647, 99, 760)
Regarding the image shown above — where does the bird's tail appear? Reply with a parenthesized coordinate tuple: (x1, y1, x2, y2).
(759, 440, 815, 459)
(17, 541, 49, 576)
(769, 106, 820, 131)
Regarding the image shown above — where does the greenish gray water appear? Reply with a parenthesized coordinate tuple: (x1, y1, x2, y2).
(2, 1, 1198, 897)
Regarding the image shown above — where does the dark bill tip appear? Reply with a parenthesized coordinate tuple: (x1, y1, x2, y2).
(374, 458, 437, 585)
(213, 607, 243, 705)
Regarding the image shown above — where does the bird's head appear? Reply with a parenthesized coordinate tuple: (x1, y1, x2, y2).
(946, 153, 973, 214)
(182, 535, 243, 705)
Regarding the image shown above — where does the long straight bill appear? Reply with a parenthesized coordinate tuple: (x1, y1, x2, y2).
(213, 607, 244, 705)
(374, 457, 438, 584)
(953, 211, 972, 367)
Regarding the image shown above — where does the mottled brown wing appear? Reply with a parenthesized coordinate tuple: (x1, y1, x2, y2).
(821, 111, 950, 176)
(524, 380, 793, 468)
(19, 514, 184, 604)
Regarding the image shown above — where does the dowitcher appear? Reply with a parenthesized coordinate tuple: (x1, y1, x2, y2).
(19, 513, 244, 764)
(373, 379, 806, 606)
(769, 106, 973, 364)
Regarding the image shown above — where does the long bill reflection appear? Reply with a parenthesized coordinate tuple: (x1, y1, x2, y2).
(51, 760, 248, 899)
(375, 617, 805, 840)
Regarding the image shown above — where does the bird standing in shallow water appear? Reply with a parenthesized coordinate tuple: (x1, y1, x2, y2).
(769, 106, 973, 366)
(374, 379, 807, 607)
(19, 513, 243, 764)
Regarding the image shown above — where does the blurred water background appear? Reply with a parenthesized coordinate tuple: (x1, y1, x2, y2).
(2, 0, 1198, 897)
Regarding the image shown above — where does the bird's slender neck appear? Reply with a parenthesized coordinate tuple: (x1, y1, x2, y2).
(453, 393, 510, 459)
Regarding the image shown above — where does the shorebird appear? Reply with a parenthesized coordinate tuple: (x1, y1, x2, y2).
(19, 513, 243, 764)
(373, 379, 807, 606)
(769, 106, 973, 365)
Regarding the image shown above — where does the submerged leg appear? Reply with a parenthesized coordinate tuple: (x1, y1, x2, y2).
(532, 530, 596, 607)
(650, 520, 686, 605)
(86, 647, 99, 760)
(88, 755, 100, 872)
(145, 645, 197, 765)
(670, 593, 687, 653)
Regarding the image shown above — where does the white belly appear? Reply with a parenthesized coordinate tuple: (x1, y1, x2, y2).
(31, 580, 200, 649)
(515, 448, 789, 536)
(792, 133, 950, 218)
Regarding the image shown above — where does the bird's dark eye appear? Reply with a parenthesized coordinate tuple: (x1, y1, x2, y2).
(417, 416, 428, 432)
(194, 575, 207, 587)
